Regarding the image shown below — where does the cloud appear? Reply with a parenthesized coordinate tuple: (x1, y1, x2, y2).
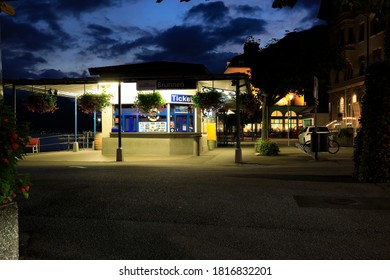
(2, 18, 66, 52)
(295, 0, 321, 9)
(185, 1, 229, 25)
(55, 0, 122, 16)
(2, 0, 320, 80)
(233, 4, 262, 15)
(3, 50, 47, 79)
(130, 15, 266, 73)
(83, 23, 117, 57)
(86, 23, 114, 37)
(212, 17, 267, 44)
(295, 0, 324, 24)
(38, 69, 81, 79)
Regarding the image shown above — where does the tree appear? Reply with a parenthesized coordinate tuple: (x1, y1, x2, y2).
(228, 25, 341, 139)
(252, 26, 341, 105)
(276, 0, 390, 59)
(276, 0, 389, 182)
(353, 61, 390, 182)
(252, 26, 342, 138)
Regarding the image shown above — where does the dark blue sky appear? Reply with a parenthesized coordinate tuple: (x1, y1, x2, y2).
(1, 0, 324, 79)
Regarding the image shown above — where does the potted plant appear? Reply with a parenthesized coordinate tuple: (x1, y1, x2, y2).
(25, 90, 58, 113)
(134, 91, 166, 114)
(255, 138, 280, 156)
(0, 102, 31, 260)
(78, 91, 112, 114)
(192, 89, 224, 111)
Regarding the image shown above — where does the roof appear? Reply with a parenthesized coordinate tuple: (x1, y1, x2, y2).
(4, 77, 100, 97)
(89, 61, 210, 80)
(5, 62, 251, 96)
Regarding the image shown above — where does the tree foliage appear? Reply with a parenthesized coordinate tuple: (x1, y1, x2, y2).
(353, 61, 390, 182)
(285, 0, 390, 59)
(252, 25, 342, 108)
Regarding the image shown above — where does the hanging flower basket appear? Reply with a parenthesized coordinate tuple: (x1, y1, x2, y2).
(25, 92, 58, 113)
(78, 92, 112, 114)
(192, 89, 224, 111)
(134, 91, 166, 114)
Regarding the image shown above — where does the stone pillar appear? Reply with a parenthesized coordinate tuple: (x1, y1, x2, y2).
(0, 203, 19, 260)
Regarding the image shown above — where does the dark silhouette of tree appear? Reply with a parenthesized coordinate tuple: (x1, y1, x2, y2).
(252, 25, 342, 108)
(229, 26, 342, 138)
(275, 0, 389, 182)
(280, 0, 390, 60)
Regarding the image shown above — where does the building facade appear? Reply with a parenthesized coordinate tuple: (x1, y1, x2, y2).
(5, 62, 250, 158)
(319, 4, 385, 131)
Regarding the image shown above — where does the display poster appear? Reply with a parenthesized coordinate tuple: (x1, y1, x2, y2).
(139, 122, 166, 132)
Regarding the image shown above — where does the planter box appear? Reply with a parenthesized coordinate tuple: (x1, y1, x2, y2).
(0, 203, 19, 260)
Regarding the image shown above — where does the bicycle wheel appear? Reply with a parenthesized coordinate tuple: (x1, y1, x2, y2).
(328, 140, 340, 154)
(303, 140, 311, 152)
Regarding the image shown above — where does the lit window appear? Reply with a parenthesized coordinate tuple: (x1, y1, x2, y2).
(340, 97, 345, 113)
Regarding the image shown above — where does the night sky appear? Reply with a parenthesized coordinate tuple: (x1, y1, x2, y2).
(1, 0, 324, 79)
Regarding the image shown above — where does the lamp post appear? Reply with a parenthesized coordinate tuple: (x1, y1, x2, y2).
(287, 93, 294, 146)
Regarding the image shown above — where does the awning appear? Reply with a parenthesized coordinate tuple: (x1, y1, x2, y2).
(4, 77, 100, 98)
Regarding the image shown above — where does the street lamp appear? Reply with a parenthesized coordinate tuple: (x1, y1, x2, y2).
(287, 93, 294, 146)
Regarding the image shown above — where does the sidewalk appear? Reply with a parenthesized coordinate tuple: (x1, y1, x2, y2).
(20, 138, 354, 169)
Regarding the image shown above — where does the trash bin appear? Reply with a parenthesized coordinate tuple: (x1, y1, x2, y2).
(311, 131, 329, 152)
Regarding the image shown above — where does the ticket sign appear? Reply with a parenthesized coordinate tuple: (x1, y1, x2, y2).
(1, 1, 15, 16)
(171, 94, 192, 103)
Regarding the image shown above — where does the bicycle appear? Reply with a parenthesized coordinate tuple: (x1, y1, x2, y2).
(303, 135, 340, 154)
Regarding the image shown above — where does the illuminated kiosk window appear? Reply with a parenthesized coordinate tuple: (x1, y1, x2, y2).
(112, 106, 168, 132)
(112, 104, 195, 133)
(271, 111, 283, 131)
(170, 104, 194, 132)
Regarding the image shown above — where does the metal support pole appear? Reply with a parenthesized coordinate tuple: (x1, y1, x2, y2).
(313, 76, 319, 160)
(314, 102, 318, 160)
(116, 82, 123, 161)
(287, 102, 290, 146)
(235, 79, 242, 163)
(73, 96, 79, 152)
(261, 93, 268, 139)
(12, 84, 16, 117)
(93, 111, 97, 136)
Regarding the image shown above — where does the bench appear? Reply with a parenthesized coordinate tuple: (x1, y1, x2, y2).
(26, 137, 39, 153)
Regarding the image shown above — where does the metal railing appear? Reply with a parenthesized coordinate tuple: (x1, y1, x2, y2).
(28, 132, 95, 152)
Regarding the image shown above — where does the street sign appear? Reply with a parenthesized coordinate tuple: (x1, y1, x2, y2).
(0, 1, 15, 16)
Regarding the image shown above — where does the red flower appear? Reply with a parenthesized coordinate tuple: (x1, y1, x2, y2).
(25, 185, 30, 191)
(11, 143, 20, 150)
(20, 187, 26, 193)
(10, 131, 18, 141)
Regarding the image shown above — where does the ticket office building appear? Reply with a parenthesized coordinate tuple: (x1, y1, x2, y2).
(100, 83, 201, 157)
(91, 62, 249, 157)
